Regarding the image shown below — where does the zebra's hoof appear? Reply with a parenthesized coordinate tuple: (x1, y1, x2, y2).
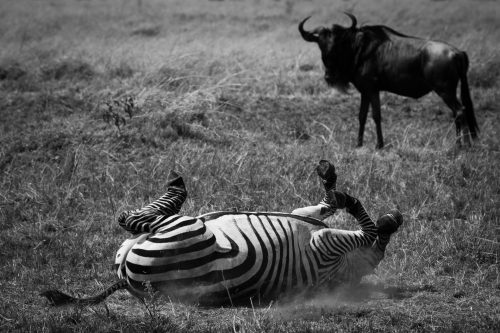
(316, 160, 337, 190)
(166, 170, 186, 189)
(376, 209, 403, 234)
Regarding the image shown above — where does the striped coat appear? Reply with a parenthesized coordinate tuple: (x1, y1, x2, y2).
(115, 186, 381, 305)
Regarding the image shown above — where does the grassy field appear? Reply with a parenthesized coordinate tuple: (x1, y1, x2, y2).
(1, 0, 499, 331)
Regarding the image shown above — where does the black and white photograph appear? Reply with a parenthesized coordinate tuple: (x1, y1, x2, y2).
(1, 0, 498, 331)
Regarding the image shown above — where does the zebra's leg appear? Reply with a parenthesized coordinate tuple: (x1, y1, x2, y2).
(141, 170, 187, 216)
(118, 170, 188, 234)
(292, 160, 350, 220)
(316, 160, 338, 210)
(372, 209, 403, 253)
(291, 204, 332, 219)
(344, 209, 403, 284)
(291, 191, 350, 220)
(292, 160, 338, 219)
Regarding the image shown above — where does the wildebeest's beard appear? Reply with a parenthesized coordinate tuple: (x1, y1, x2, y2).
(323, 53, 352, 94)
(324, 66, 351, 94)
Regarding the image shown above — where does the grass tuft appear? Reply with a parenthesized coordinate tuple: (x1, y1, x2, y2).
(0, 60, 26, 80)
(131, 24, 162, 37)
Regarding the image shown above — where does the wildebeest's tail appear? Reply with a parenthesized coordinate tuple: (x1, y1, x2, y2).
(457, 52, 479, 138)
(41, 280, 128, 306)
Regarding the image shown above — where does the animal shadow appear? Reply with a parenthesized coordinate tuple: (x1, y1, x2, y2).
(337, 282, 438, 301)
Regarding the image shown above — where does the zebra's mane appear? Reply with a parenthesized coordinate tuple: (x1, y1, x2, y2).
(197, 211, 328, 227)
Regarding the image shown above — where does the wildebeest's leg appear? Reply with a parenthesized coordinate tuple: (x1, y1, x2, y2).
(457, 53, 479, 140)
(370, 93, 384, 149)
(357, 93, 370, 147)
(435, 90, 470, 146)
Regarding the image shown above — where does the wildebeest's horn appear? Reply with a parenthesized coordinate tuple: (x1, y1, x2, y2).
(344, 12, 357, 29)
(299, 16, 319, 43)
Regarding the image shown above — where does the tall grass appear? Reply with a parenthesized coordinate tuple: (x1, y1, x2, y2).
(0, 0, 499, 331)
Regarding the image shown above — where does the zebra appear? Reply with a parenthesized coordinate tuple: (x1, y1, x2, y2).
(41, 160, 403, 306)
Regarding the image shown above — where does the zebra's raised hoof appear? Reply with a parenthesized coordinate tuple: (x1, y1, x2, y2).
(376, 209, 403, 234)
(316, 160, 337, 191)
(166, 170, 186, 190)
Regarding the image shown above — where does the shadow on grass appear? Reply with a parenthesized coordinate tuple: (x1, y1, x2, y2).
(191, 282, 438, 311)
(339, 282, 438, 301)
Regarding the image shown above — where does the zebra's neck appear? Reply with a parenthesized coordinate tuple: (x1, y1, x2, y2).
(310, 229, 343, 261)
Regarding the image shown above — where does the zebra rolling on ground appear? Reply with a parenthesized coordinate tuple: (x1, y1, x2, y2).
(41, 160, 403, 306)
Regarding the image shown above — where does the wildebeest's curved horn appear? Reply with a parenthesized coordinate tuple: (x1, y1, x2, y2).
(344, 12, 357, 29)
(299, 16, 319, 43)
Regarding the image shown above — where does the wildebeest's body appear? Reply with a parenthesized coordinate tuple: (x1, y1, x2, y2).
(300, 15, 478, 148)
(363, 37, 457, 97)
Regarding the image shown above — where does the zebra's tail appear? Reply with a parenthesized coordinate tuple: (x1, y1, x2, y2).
(41, 280, 128, 306)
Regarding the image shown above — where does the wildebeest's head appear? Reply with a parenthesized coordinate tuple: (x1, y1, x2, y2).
(299, 13, 359, 93)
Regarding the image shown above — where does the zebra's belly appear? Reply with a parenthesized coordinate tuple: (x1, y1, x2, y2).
(125, 213, 323, 305)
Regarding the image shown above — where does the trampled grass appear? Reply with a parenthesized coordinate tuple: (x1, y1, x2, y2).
(0, 0, 499, 332)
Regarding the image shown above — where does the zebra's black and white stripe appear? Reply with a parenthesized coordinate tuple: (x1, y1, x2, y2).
(116, 187, 382, 305)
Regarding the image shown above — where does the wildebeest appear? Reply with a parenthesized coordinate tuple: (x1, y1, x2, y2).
(299, 13, 479, 148)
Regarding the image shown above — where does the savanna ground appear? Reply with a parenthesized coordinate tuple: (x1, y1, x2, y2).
(0, 0, 499, 331)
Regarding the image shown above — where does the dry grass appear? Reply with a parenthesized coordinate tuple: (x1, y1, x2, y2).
(0, 0, 499, 332)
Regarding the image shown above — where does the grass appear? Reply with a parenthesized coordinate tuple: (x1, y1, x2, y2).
(0, 0, 499, 331)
